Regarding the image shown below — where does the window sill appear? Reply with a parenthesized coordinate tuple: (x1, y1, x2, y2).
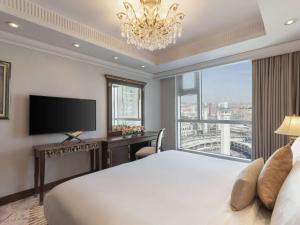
(178, 148, 251, 163)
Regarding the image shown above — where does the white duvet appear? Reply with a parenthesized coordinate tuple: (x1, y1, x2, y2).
(44, 150, 270, 225)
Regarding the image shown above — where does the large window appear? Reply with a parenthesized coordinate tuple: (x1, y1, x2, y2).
(177, 61, 252, 160)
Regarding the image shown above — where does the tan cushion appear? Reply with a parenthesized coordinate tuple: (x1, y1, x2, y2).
(136, 147, 156, 158)
(257, 144, 293, 209)
(230, 158, 264, 211)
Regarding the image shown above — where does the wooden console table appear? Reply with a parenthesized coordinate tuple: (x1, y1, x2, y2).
(101, 132, 158, 168)
(33, 139, 101, 203)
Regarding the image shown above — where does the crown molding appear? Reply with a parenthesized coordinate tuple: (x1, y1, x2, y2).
(0, 30, 155, 79)
(0, 0, 267, 66)
(0, 0, 155, 64)
(154, 19, 266, 64)
(155, 39, 300, 79)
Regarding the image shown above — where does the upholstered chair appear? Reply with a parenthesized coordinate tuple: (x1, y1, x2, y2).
(135, 128, 166, 159)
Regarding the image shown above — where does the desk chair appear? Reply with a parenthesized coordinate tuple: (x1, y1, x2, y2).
(135, 128, 165, 159)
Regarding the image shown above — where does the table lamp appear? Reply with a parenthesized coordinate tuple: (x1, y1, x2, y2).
(275, 115, 300, 143)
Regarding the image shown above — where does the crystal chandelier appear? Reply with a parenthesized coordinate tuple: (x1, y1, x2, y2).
(117, 0, 185, 51)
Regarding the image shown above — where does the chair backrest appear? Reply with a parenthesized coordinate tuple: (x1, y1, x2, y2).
(155, 128, 166, 153)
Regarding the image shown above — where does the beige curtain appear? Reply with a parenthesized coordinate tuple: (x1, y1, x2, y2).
(292, 52, 300, 115)
(253, 51, 300, 161)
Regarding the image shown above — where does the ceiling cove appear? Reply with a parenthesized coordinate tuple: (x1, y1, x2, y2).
(0, 0, 155, 64)
(0, 0, 266, 65)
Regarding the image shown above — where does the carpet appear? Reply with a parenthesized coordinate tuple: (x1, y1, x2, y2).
(0, 196, 47, 225)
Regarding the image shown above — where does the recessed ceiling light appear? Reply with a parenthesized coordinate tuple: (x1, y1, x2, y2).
(285, 18, 297, 25)
(113, 56, 119, 60)
(72, 43, 80, 48)
(7, 22, 19, 28)
(140, 65, 145, 68)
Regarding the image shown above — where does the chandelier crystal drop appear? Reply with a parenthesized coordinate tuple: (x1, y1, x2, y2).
(117, 0, 185, 51)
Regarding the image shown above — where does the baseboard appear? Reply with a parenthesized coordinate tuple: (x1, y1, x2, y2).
(0, 189, 35, 206)
(0, 171, 92, 206)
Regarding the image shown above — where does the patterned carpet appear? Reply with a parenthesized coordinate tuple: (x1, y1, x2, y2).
(0, 197, 47, 225)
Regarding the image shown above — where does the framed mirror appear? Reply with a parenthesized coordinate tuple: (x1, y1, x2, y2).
(105, 75, 146, 136)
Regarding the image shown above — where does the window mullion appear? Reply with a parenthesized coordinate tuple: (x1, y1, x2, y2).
(198, 71, 202, 121)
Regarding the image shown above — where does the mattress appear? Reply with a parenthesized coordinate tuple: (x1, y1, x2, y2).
(44, 150, 271, 225)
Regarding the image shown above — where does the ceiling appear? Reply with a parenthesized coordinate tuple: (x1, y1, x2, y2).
(28, 0, 262, 46)
(0, 0, 299, 78)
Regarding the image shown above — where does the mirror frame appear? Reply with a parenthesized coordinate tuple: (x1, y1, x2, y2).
(105, 74, 146, 136)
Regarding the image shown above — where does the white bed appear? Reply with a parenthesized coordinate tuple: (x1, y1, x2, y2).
(44, 150, 271, 225)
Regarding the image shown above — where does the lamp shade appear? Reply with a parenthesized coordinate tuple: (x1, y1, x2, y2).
(275, 115, 300, 137)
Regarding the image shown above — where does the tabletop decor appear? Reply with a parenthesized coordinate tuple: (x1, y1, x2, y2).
(113, 125, 145, 136)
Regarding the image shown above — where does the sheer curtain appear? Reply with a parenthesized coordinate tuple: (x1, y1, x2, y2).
(253, 51, 300, 161)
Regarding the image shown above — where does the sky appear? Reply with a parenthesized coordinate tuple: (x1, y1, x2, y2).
(181, 61, 252, 104)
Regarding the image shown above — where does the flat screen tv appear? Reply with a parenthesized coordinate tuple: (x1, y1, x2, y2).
(29, 95, 96, 135)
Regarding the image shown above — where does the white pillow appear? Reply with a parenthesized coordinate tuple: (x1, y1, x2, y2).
(291, 137, 300, 164)
(270, 161, 300, 225)
(210, 199, 263, 225)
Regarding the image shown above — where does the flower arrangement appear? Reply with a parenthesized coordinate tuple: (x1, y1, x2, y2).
(113, 125, 145, 136)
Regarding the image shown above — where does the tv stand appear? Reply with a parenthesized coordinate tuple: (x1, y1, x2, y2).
(62, 131, 84, 143)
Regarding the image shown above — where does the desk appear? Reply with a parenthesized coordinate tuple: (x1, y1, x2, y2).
(101, 132, 158, 168)
(33, 139, 101, 203)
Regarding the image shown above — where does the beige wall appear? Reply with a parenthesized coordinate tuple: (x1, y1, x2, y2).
(160, 77, 177, 150)
(0, 42, 161, 197)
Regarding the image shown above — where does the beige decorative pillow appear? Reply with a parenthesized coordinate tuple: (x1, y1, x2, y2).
(257, 145, 293, 209)
(230, 158, 264, 211)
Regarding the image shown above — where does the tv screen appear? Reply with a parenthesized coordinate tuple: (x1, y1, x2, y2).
(29, 95, 96, 135)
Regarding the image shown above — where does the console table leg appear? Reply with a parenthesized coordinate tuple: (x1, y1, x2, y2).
(34, 155, 39, 196)
(95, 148, 100, 171)
(90, 150, 95, 172)
(39, 154, 45, 204)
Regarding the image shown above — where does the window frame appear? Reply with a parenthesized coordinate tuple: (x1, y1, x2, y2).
(105, 74, 146, 136)
(176, 63, 252, 161)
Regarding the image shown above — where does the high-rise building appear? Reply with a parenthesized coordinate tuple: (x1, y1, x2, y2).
(218, 102, 231, 155)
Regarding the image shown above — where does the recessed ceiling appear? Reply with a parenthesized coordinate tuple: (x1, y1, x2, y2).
(0, 0, 299, 78)
(29, 0, 262, 46)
